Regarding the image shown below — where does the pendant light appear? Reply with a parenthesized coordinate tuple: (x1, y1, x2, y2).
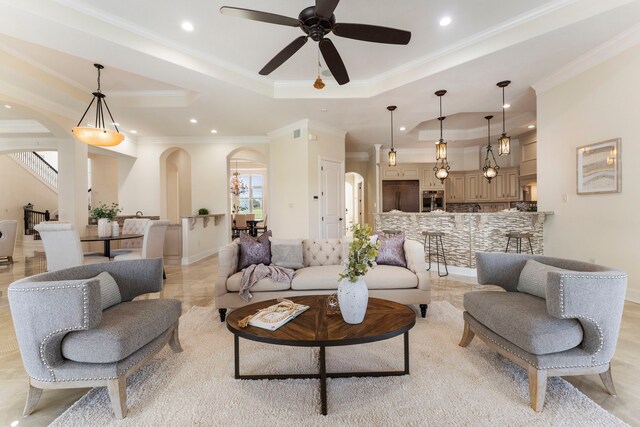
(71, 64, 125, 147)
(482, 115, 499, 183)
(230, 161, 248, 196)
(387, 105, 397, 167)
(497, 80, 511, 156)
(433, 90, 450, 183)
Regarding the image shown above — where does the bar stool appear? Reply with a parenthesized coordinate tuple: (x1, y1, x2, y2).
(505, 231, 534, 254)
(421, 231, 448, 277)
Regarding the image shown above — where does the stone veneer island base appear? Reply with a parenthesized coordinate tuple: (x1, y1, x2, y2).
(374, 212, 553, 269)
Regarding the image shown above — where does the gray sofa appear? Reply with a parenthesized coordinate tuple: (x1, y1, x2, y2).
(8, 259, 182, 419)
(215, 238, 430, 321)
(460, 252, 627, 411)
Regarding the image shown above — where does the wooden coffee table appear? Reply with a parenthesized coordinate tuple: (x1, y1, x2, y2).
(226, 295, 416, 415)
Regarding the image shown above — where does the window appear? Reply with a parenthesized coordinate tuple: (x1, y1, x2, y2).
(233, 175, 263, 217)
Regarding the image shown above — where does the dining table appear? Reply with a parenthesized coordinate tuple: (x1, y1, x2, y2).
(80, 233, 143, 258)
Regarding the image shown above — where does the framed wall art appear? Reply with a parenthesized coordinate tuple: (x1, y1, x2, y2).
(576, 138, 621, 194)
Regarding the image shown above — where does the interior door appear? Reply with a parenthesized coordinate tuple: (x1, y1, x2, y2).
(321, 159, 343, 238)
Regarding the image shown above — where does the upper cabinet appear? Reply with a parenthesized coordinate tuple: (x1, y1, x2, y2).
(381, 163, 420, 180)
(421, 163, 445, 190)
(446, 172, 465, 202)
(465, 172, 491, 201)
(492, 168, 520, 201)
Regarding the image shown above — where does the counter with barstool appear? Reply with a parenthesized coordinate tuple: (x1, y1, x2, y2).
(422, 230, 448, 277)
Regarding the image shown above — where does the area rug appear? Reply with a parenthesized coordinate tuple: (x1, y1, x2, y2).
(50, 301, 625, 426)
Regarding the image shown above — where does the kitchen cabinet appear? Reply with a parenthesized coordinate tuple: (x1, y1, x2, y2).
(465, 172, 491, 201)
(492, 168, 520, 201)
(381, 163, 420, 180)
(480, 203, 509, 213)
(446, 173, 465, 202)
(421, 163, 445, 190)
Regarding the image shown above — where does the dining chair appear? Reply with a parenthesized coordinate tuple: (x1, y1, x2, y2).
(0, 220, 18, 263)
(113, 220, 170, 277)
(232, 214, 254, 238)
(254, 214, 268, 234)
(109, 218, 150, 258)
(34, 222, 110, 271)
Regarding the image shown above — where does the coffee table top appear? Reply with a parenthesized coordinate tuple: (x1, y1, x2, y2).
(226, 295, 416, 347)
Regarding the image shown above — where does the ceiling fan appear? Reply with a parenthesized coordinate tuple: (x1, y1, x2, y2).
(220, 0, 411, 85)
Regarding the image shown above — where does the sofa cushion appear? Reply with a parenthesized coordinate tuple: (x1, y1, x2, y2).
(226, 271, 291, 292)
(238, 231, 272, 270)
(363, 265, 418, 289)
(518, 259, 571, 299)
(61, 299, 181, 364)
(269, 237, 304, 269)
(302, 239, 343, 267)
(292, 265, 344, 290)
(93, 271, 121, 310)
(463, 291, 583, 355)
(375, 232, 407, 267)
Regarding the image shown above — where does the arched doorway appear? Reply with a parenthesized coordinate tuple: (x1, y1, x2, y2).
(345, 172, 364, 231)
(160, 148, 192, 224)
(228, 149, 267, 238)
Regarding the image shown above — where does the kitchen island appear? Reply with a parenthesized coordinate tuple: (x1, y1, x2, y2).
(374, 211, 553, 270)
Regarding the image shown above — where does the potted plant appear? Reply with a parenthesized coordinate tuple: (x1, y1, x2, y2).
(198, 208, 209, 215)
(338, 224, 380, 324)
(91, 202, 122, 238)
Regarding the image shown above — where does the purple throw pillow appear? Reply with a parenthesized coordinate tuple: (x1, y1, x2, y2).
(375, 231, 407, 267)
(238, 230, 272, 270)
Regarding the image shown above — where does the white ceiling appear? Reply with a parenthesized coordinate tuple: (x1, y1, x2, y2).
(0, 0, 639, 153)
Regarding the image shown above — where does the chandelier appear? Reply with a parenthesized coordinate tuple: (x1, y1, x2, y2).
(497, 80, 511, 156)
(433, 90, 450, 183)
(230, 161, 248, 196)
(482, 115, 499, 183)
(387, 105, 397, 167)
(71, 64, 125, 147)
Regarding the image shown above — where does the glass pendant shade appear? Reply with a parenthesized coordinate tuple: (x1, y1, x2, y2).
(433, 159, 450, 183)
(436, 140, 447, 160)
(482, 115, 499, 183)
(72, 64, 124, 147)
(433, 91, 450, 182)
(387, 105, 397, 167)
(483, 165, 498, 179)
(498, 134, 511, 156)
(388, 148, 397, 167)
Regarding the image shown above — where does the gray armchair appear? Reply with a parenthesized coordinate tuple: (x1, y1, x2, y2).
(460, 252, 627, 411)
(8, 258, 182, 419)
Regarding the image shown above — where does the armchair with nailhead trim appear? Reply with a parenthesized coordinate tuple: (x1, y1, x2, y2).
(8, 258, 182, 419)
(460, 252, 627, 411)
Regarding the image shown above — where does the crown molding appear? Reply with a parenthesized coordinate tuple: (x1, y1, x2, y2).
(346, 152, 369, 161)
(136, 135, 270, 145)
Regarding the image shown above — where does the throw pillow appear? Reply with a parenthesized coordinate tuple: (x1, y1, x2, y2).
(91, 271, 121, 310)
(238, 230, 272, 270)
(375, 231, 406, 267)
(269, 237, 304, 269)
(517, 259, 571, 299)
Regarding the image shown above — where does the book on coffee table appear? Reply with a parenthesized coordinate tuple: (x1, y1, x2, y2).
(248, 303, 309, 331)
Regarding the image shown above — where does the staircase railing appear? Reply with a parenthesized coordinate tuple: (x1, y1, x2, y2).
(24, 208, 50, 241)
(11, 151, 58, 189)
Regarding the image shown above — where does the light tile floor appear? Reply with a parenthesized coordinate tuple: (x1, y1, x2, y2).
(0, 246, 638, 426)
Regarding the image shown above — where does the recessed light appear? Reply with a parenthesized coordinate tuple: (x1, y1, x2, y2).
(4, 104, 12, 109)
(11, 421, 19, 427)
(320, 108, 328, 112)
(190, 118, 198, 124)
(112, 122, 120, 126)
(181, 21, 194, 32)
(439, 16, 452, 26)
(503, 103, 511, 109)
(86, 123, 94, 127)
(210, 129, 218, 134)
(528, 125, 536, 129)
(130, 130, 138, 134)
(400, 126, 406, 131)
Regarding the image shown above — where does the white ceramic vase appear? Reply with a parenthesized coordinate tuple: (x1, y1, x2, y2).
(97, 218, 112, 238)
(111, 221, 119, 237)
(337, 276, 369, 324)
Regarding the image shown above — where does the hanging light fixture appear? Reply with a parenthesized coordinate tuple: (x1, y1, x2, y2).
(433, 90, 450, 183)
(230, 161, 248, 196)
(387, 105, 397, 167)
(71, 64, 124, 147)
(497, 80, 511, 156)
(313, 49, 325, 89)
(482, 115, 499, 183)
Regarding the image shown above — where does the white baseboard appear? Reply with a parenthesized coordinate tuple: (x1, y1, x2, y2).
(627, 288, 640, 304)
(446, 266, 477, 277)
(181, 247, 218, 266)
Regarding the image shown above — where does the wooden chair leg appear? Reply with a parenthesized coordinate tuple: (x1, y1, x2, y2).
(107, 377, 127, 419)
(23, 382, 43, 416)
(527, 366, 547, 412)
(8, 256, 14, 263)
(599, 365, 617, 396)
(458, 319, 475, 347)
(169, 324, 183, 353)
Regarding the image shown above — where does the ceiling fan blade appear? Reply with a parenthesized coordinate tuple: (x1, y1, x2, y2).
(319, 38, 349, 85)
(315, 0, 340, 19)
(259, 36, 308, 76)
(220, 6, 300, 27)
(333, 23, 411, 45)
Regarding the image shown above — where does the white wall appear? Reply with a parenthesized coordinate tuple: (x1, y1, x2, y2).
(537, 43, 640, 302)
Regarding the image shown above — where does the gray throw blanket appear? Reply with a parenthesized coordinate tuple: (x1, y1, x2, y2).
(240, 264, 294, 301)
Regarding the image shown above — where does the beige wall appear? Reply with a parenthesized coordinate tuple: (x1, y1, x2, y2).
(537, 43, 640, 302)
(89, 153, 119, 208)
(346, 159, 369, 228)
(0, 155, 58, 239)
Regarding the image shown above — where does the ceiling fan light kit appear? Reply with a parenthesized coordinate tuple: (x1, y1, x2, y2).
(220, 0, 411, 86)
(71, 64, 124, 147)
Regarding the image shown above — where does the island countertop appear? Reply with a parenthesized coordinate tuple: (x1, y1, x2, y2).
(374, 211, 553, 269)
